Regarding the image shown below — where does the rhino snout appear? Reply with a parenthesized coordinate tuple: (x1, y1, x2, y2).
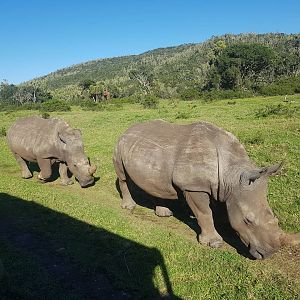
(79, 176, 95, 188)
(249, 238, 280, 260)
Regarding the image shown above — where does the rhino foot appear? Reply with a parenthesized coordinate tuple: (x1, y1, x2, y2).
(37, 173, 47, 182)
(199, 234, 223, 248)
(121, 199, 136, 210)
(22, 172, 33, 179)
(155, 206, 173, 217)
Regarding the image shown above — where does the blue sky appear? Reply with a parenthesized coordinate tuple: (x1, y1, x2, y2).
(1, 0, 299, 84)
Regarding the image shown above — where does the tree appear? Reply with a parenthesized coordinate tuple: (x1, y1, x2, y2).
(89, 82, 104, 102)
(209, 43, 278, 90)
(79, 79, 96, 91)
(129, 65, 154, 95)
(13, 86, 32, 104)
(0, 80, 18, 104)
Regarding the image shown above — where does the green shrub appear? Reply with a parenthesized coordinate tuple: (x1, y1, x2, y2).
(227, 100, 237, 105)
(139, 95, 159, 109)
(39, 100, 71, 112)
(41, 112, 50, 119)
(200, 89, 254, 101)
(255, 103, 299, 118)
(21, 102, 41, 110)
(179, 88, 200, 101)
(0, 103, 40, 112)
(256, 76, 300, 96)
(175, 111, 189, 119)
(243, 133, 265, 145)
(110, 97, 137, 104)
(0, 127, 6, 137)
(80, 100, 105, 111)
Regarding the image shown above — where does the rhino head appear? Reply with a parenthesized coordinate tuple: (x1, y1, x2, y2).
(226, 163, 283, 259)
(58, 127, 97, 187)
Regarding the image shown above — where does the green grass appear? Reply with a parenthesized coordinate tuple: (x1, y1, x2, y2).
(0, 95, 299, 299)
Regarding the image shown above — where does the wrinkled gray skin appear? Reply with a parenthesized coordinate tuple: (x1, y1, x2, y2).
(7, 116, 96, 188)
(113, 120, 292, 259)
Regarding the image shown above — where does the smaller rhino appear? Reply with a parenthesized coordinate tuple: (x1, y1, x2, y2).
(7, 116, 97, 187)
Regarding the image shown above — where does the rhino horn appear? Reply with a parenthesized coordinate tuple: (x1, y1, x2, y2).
(279, 232, 300, 246)
(88, 165, 97, 175)
(265, 162, 283, 176)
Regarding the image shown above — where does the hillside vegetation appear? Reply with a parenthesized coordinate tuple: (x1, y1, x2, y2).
(1, 33, 300, 107)
(0, 95, 299, 299)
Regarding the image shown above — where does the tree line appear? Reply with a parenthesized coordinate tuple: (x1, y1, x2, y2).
(1, 33, 300, 106)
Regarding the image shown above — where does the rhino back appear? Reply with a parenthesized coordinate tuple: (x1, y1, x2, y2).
(7, 116, 66, 161)
(173, 122, 252, 198)
(117, 120, 252, 200)
(117, 120, 191, 198)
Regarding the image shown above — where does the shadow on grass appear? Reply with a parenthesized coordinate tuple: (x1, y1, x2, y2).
(0, 193, 182, 300)
(116, 177, 251, 259)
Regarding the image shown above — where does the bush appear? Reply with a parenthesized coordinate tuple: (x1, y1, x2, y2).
(200, 89, 254, 101)
(0, 102, 41, 112)
(255, 104, 299, 118)
(80, 101, 105, 111)
(41, 112, 50, 119)
(110, 97, 138, 104)
(139, 95, 159, 109)
(39, 100, 71, 112)
(22, 102, 41, 110)
(227, 100, 236, 105)
(0, 127, 6, 136)
(175, 111, 189, 119)
(256, 76, 300, 96)
(179, 88, 200, 101)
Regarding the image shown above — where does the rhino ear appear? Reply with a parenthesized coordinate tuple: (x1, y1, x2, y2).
(240, 162, 283, 185)
(240, 168, 267, 185)
(58, 128, 72, 144)
(73, 129, 82, 138)
(58, 128, 82, 144)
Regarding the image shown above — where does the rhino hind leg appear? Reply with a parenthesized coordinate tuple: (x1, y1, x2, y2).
(59, 163, 74, 186)
(13, 153, 32, 179)
(119, 179, 136, 210)
(184, 191, 223, 248)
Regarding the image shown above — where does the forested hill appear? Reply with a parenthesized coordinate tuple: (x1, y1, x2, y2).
(13, 33, 300, 101)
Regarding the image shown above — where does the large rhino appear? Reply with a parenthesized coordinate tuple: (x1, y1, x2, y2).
(113, 120, 298, 259)
(7, 116, 97, 187)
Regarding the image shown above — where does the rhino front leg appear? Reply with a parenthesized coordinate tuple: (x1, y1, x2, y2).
(37, 158, 52, 181)
(184, 191, 223, 248)
(59, 163, 74, 186)
(13, 153, 32, 179)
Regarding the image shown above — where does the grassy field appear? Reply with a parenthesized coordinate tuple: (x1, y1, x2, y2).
(0, 95, 299, 299)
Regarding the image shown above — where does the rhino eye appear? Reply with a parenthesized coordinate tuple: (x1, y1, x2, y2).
(244, 218, 253, 226)
(244, 212, 256, 226)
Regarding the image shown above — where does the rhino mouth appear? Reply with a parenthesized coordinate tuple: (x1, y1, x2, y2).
(79, 177, 95, 188)
(237, 233, 276, 260)
(249, 245, 276, 260)
(249, 247, 264, 259)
